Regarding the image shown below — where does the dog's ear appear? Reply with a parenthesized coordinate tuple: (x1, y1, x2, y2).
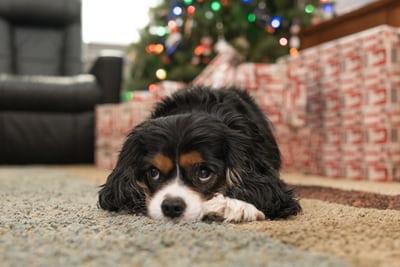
(224, 128, 301, 219)
(98, 130, 146, 214)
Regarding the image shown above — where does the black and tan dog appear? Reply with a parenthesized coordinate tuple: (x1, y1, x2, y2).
(99, 87, 301, 222)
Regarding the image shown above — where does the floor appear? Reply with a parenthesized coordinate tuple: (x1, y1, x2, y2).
(1, 165, 399, 267)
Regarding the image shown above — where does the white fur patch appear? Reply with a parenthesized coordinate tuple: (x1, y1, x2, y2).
(147, 180, 204, 221)
(202, 193, 265, 223)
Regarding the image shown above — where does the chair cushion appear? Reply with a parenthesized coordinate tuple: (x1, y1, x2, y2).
(0, 74, 100, 112)
(14, 26, 64, 76)
(0, 18, 11, 73)
(0, 0, 80, 25)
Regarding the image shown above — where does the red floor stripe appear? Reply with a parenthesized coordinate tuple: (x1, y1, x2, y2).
(291, 184, 400, 211)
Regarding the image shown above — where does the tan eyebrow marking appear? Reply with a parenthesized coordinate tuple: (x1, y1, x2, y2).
(151, 153, 173, 174)
(179, 151, 203, 168)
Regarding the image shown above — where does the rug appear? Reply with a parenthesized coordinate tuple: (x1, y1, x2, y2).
(1, 166, 399, 267)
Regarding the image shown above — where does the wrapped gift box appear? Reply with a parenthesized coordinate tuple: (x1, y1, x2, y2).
(95, 26, 400, 182)
(95, 83, 181, 170)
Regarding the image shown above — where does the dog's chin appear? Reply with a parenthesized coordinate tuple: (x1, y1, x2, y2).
(147, 181, 205, 222)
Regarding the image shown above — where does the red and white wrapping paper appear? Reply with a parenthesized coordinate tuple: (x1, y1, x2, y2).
(96, 26, 400, 182)
(95, 82, 184, 170)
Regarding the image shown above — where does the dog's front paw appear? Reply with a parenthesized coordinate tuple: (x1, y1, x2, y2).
(202, 194, 265, 223)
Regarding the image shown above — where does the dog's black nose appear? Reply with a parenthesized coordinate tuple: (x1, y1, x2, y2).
(161, 197, 186, 218)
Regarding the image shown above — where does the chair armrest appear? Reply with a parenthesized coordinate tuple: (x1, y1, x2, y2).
(90, 53, 123, 104)
(0, 74, 100, 112)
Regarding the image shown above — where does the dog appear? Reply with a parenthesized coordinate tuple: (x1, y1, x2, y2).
(98, 87, 301, 222)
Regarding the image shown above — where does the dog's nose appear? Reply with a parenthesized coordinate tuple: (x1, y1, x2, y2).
(161, 197, 186, 218)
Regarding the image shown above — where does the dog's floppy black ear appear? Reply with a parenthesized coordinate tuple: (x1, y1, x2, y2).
(98, 131, 146, 214)
(224, 128, 301, 219)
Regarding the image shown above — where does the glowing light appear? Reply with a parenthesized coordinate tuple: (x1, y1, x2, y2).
(323, 3, 334, 13)
(172, 6, 183, 16)
(156, 26, 167, 36)
(241, 0, 252, 4)
(149, 26, 158, 35)
(183, 0, 193, 5)
(156, 69, 167, 80)
(146, 44, 164, 54)
(145, 45, 153, 54)
(271, 16, 281, 28)
(187, 5, 196, 16)
(154, 44, 164, 54)
(279, 37, 288, 46)
(194, 45, 205, 56)
(149, 84, 157, 92)
(290, 47, 299, 57)
(305, 4, 314, 14)
(168, 20, 177, 30)
(247, 13, 256, 23)
(205, 11, 214, 19)
(211, 1, 221, 12)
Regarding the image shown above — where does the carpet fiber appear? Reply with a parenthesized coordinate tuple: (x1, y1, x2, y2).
(0, 167, 345, 267)
(1, 166, 400, 267)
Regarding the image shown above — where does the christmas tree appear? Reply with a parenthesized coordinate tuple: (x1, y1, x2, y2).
(125, 0, 335, 92)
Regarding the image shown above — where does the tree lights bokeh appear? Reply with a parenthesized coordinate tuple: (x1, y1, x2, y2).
(129, 0, 336, 92)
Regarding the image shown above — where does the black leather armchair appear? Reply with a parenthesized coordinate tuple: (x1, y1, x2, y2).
(0, 0, 123, 164)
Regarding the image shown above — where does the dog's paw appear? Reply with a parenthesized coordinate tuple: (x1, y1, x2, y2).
(202, 193, 265, 223)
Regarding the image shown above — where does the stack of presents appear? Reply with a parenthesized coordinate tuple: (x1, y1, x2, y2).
(96, 25, 400, 182)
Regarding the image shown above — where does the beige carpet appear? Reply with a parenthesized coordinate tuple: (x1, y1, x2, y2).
(2, 165, 399, 266)
(63, 165, 400, 266)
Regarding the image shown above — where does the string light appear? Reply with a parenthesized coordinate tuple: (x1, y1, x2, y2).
(194, 45, 205, 56)
(187, 5, 196, 16)
(323, 3, 334, 13)
(149, 84, 157, 92)
(146, 44, 164, 54)
(172, 6, 183, 16)
(183, 0, 193, 5)
(305, 4, 314, 14)
(168, 20, 177, 30)
(156, 69, 167, 80)
(279, 37, 288, 46)
(211, 1, 221, 12)
(241, 0, 252, 4)
(271, 16, 282, 28)
(247, 13, 256, 23)
(149, 26, 158, 35)
(205, 10, 214, 19)
(156, 27, 167, 36)
(290, 47, 299, 56)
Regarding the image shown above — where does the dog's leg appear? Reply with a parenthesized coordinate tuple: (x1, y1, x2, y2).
(202, 193, 265, 223)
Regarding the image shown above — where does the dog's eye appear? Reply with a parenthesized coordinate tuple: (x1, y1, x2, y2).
(148, 167, 160, 180)
(198, 167, 212, 182)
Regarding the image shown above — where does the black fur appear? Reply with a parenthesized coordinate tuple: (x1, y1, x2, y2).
(99, 87, 301, 219)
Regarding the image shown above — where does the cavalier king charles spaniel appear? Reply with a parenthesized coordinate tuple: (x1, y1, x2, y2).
(99, 87, 301, 222)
